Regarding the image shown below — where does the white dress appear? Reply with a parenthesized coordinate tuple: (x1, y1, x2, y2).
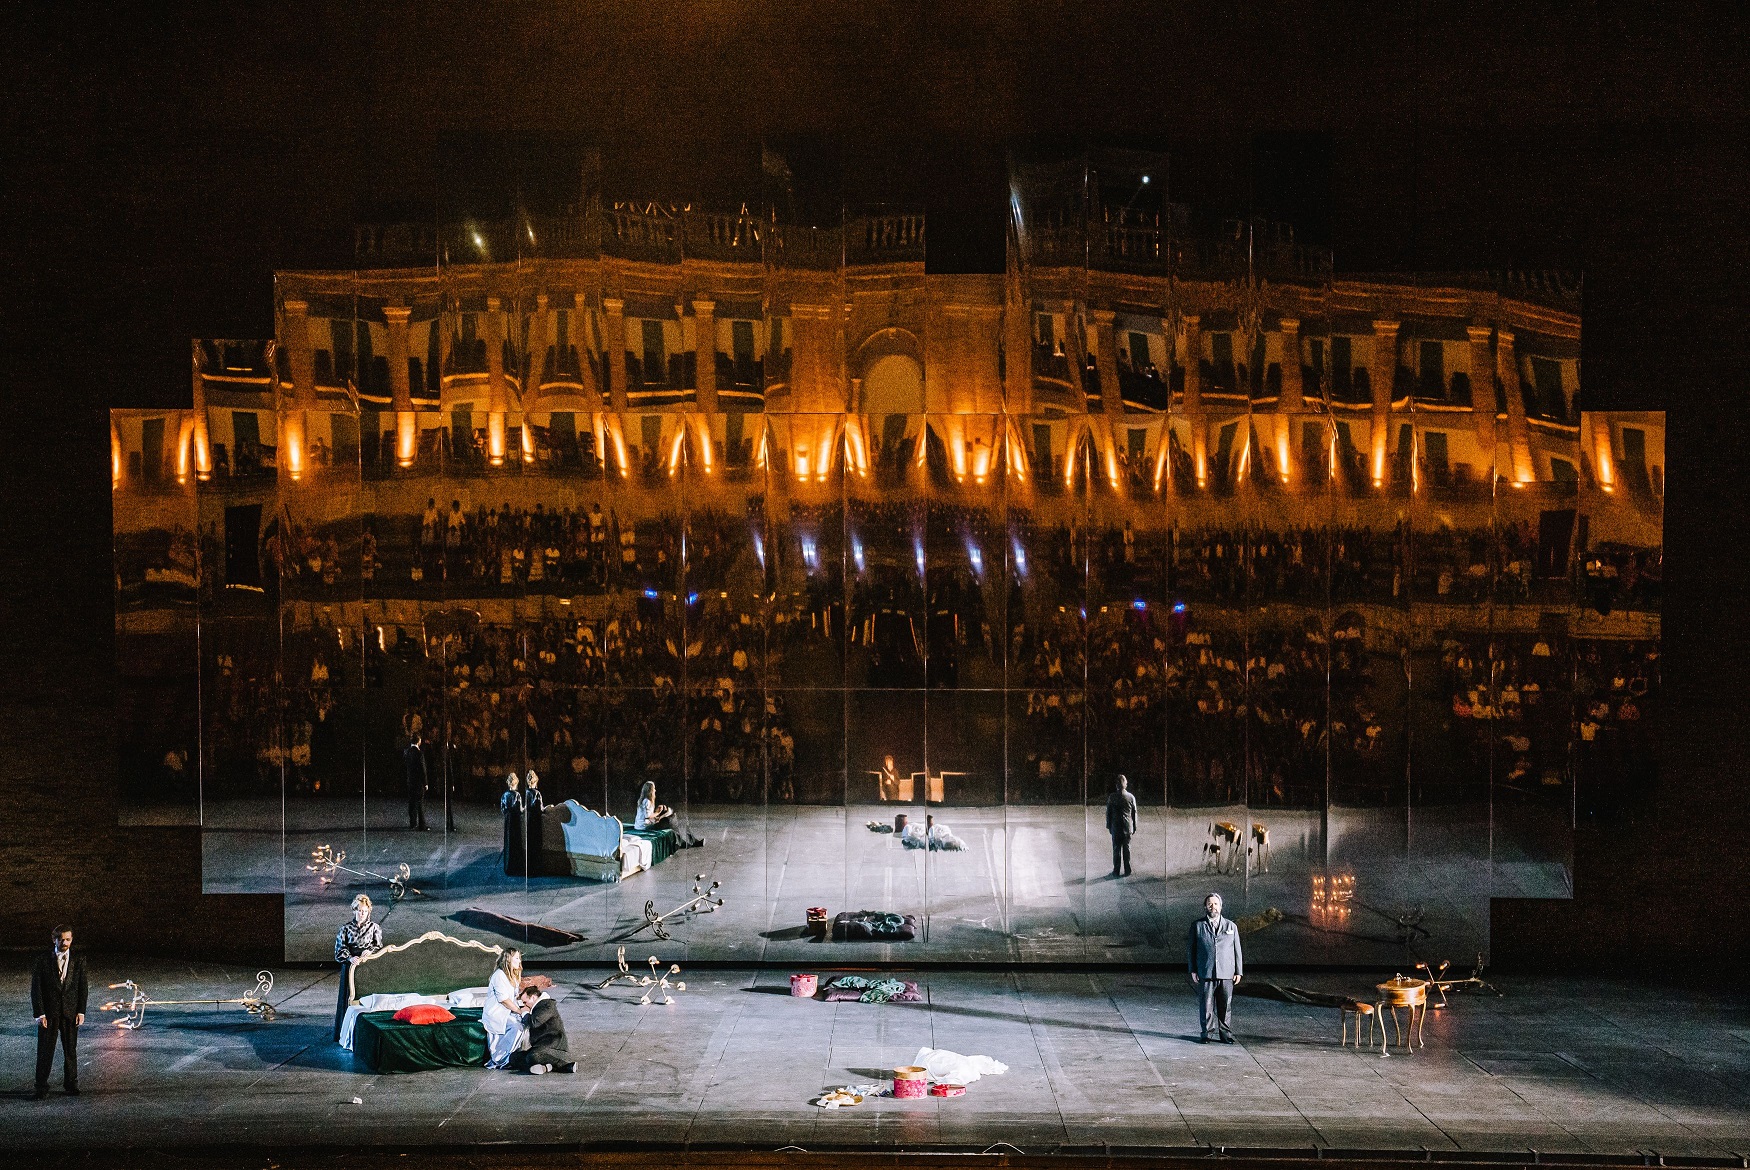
(482, 968, 526, 1069)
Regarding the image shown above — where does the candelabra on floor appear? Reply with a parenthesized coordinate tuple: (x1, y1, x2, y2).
(594, 946, 686, 1004)
(631, 875, 724, 941)
(101, 971, 276, 1029)
(307, 845, 422, 900)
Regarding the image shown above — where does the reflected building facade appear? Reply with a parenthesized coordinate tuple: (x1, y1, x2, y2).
(111, 156, 1662, 963)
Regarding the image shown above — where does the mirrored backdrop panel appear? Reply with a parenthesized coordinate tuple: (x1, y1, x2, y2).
(115, 195, 1649, 965)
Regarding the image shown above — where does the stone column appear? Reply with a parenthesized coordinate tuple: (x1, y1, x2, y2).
(1370, 318, 1399, 486)
(525, 294, 549, 409)
(1498, 329, 1535, 484)
(1180, 314, 1209, 487)
(280, 298, 314, 480)
(282, 299, 316, 408)
(968, 304, 1005, 415)
(1092, 309, 1123, 417)
(189, 341, 212, 480)
(693, 298, 718, 414)
(563, 293, 596, 410)
(1278, 318, 1304, 412)
(385, 305, 416, 469)
(1274, 318, 1303, 483)
(1004, 291, 1034, 415)
(603, 297, 629, 414)
(1466, 324, 1497, 479)
(485, 296, 507, 465)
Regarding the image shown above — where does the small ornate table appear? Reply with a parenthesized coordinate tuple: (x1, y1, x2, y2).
(1374, 977, 1429, 1055)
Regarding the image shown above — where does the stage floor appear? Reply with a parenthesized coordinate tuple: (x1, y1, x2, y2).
(196, 801, 1571, 964)
(0, 960, 1744, 1155)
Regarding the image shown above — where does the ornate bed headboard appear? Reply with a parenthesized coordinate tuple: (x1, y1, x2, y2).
(348, 931, 503, 1002)
(556, 799, 623, 859)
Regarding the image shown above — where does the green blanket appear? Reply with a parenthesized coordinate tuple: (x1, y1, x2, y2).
(352, 1007, 486, 1073)
(623, 826, 678, 867)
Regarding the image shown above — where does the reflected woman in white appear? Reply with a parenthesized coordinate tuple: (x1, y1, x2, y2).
(483, 948, 526, 1069)
(636, 780, 703, 848)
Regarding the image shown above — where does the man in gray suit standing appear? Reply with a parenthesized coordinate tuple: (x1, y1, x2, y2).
(1106, 774, 1138, 877)
(1187, 892, 1242, 1042)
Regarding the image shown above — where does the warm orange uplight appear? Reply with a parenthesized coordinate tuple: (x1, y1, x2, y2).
(608, 419, 630, 478)
(487, 412, 506, 467)
(667, 428, 686, 476)
(175, 415, 195, 485)
(843, 417, 868, 477)
(814, 433, 832, 483)
(282, 412, 306, 482)
(795, 451, 810, 479)
(521, 422, 535, 465)
(111, 420, 122, 489)
(192, 411, 212, 481)
(396, 411, 417, 468)
(1593, 427, 1615, 491)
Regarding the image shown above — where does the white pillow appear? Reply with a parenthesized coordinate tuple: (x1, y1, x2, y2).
(357, 992, 446, 1013)
(447, 986, 491, 1009)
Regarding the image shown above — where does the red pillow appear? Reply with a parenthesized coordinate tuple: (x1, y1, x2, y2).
(392, 1004, 455, 1025)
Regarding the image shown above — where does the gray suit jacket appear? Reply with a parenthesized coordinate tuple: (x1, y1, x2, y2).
(1105, 790, 1138, 839)
(1187, 914, 1243, 979)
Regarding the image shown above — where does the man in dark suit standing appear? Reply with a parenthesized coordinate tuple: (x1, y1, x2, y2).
(1106, 774, 1138, 877)
(404, 731, 428, 830)
(31, 925, 87, 1098)
(1187, 892, 1243, 1043)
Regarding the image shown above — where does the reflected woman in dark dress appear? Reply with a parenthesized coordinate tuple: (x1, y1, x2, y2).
(500, 772, 525, 877)
(522, 770, 545, 876)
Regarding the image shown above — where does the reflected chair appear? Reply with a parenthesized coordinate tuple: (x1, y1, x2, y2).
(1208, 821, 1244, 874)
(1249, 822, 1271, 873)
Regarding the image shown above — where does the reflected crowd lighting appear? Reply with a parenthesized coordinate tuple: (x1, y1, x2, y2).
(107, 166, 1660, 965)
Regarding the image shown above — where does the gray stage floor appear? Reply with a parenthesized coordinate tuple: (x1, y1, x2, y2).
(199, 801, 1570, 965)
(0, 960, 1744, 1154)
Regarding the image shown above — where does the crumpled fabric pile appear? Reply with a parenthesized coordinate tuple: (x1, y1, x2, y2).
(912, 1046, 1007, 1084)
(900, 822, 967, 851)
(821, 975, 920, 1003)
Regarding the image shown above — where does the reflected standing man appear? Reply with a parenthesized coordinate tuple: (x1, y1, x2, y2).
(1187, 892, 1242, 1043)
(404, 731, 428, 831)
(1106, 774, 1137, 877)
(878, 753, 902, 802)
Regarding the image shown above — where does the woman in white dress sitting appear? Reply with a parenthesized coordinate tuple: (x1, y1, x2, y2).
(483, 948, 527, 1069)
(636, 780, 703, 848)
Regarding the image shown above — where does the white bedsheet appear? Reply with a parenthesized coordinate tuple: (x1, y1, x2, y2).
(337, 991, 450, 1050)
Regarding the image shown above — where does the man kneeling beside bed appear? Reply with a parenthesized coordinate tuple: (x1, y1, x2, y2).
(483, 949, 574, 1073)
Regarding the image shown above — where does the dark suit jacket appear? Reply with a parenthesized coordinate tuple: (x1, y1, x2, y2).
(1105, 789, 1138, 839)
(31, 950, 88, 1022)
(403, 743, 427, 793)
(1187, 914, 1243, 980)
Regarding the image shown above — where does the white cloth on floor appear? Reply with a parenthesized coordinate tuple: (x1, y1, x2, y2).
(913, 1046, 1007, 1084)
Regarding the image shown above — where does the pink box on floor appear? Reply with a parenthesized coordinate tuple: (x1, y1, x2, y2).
(790, 973, 818, 998)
